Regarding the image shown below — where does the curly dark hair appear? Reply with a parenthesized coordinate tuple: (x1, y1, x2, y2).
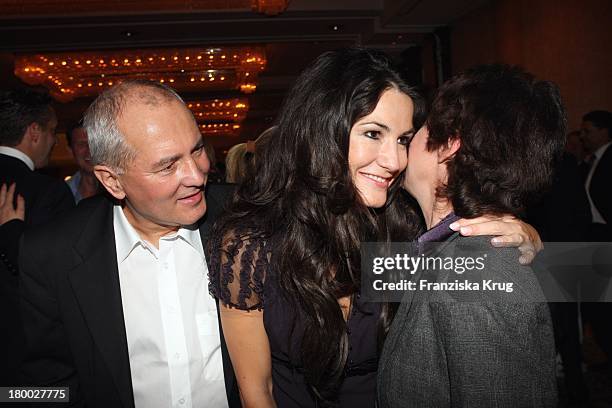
(0, 88, 54, 146)
(210, 47, 424, 405)
(425, 64, 567, 218)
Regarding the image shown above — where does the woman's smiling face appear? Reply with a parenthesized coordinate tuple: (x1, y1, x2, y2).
(348, 87, 415, 208)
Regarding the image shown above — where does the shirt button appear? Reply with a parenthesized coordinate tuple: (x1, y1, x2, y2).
(179, 398, 185, 404)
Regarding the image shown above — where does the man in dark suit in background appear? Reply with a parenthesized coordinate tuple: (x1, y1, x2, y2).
(19, 80, 239, 407)
(0, 89, 74, 273)
(580, 110, 612, 365)
(0, 89, 74, 385)
(581, 110, 612, 240)
(528, 151, 592, 404)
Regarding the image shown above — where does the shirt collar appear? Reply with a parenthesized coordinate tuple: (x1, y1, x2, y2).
(113, 205, 204, 263)
(0, 146, 35, 171)
(66, 171, 82, 203)
(418, 212, 461, 244)
(113, 205, 147, 263)
(174, 224, 205, 259)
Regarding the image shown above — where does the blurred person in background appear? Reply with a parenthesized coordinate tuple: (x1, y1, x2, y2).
(580, 110, 612, 372)
(65, 120, 102, 203)
(581, 110, 612, 241)
(202, 137, 225, 184)
(566, 130, 587, 164)
(224, 127, 276, 185)
(224, 142, 253, 184)
(0, 88, 74, 269)
(0, 87, 74, 385)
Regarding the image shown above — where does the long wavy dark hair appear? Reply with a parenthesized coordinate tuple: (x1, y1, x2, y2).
(211, 47, 424, 405)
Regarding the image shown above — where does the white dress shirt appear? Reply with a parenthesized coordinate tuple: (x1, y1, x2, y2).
(0, 146, 35, 170)
(113, 206, 228, 408)
(585, 142, 611, 224)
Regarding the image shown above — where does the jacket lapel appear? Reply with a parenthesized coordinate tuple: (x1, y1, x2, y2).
(67, 198, 135, 408)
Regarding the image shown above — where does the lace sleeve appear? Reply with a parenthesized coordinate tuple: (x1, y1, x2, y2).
(208, 230, 270, 311)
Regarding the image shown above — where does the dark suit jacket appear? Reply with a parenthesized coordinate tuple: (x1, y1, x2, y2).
(528, 153, 591, 242)
(377, 234, 557, 408)
(0, 153, 74, 385)
(588, 144, 612, 239)
(18, 184, 240, 407)
(0, 153, 75, 271)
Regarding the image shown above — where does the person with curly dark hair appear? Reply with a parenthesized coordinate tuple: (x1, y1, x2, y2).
(207, 50, 543, 407)
(378, 64, 567, 407)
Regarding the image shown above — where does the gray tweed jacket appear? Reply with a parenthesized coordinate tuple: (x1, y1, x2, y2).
(377, 234, 557, 408)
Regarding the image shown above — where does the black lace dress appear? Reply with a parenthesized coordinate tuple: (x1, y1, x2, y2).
(208, 232, 381, 407)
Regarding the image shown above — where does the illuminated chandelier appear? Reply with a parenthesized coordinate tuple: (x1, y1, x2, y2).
(188, 98, 249, 136)
(188, 98, 248, 122)
(14, 46, 266, 102)
(198, 122, 243, 136)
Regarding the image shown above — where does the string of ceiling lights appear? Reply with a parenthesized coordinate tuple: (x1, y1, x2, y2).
(15, 47, 266, 136)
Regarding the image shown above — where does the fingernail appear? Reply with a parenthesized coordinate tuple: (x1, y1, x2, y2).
(460, 226, 472, 235)
(449, 222, 459, 231)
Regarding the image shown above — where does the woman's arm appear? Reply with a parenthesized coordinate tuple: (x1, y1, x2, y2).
(220, 306, 276, 408)
(209, 231, 274, 407)
(450, 215, 542, 264)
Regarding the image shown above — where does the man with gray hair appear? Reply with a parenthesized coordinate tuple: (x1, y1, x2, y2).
(18, 80, 239, 408)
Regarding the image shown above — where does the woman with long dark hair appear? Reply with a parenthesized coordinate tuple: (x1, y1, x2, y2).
(207, 48, 540, 407)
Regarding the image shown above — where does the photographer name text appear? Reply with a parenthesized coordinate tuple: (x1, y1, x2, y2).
(372, 279, 514, 293)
